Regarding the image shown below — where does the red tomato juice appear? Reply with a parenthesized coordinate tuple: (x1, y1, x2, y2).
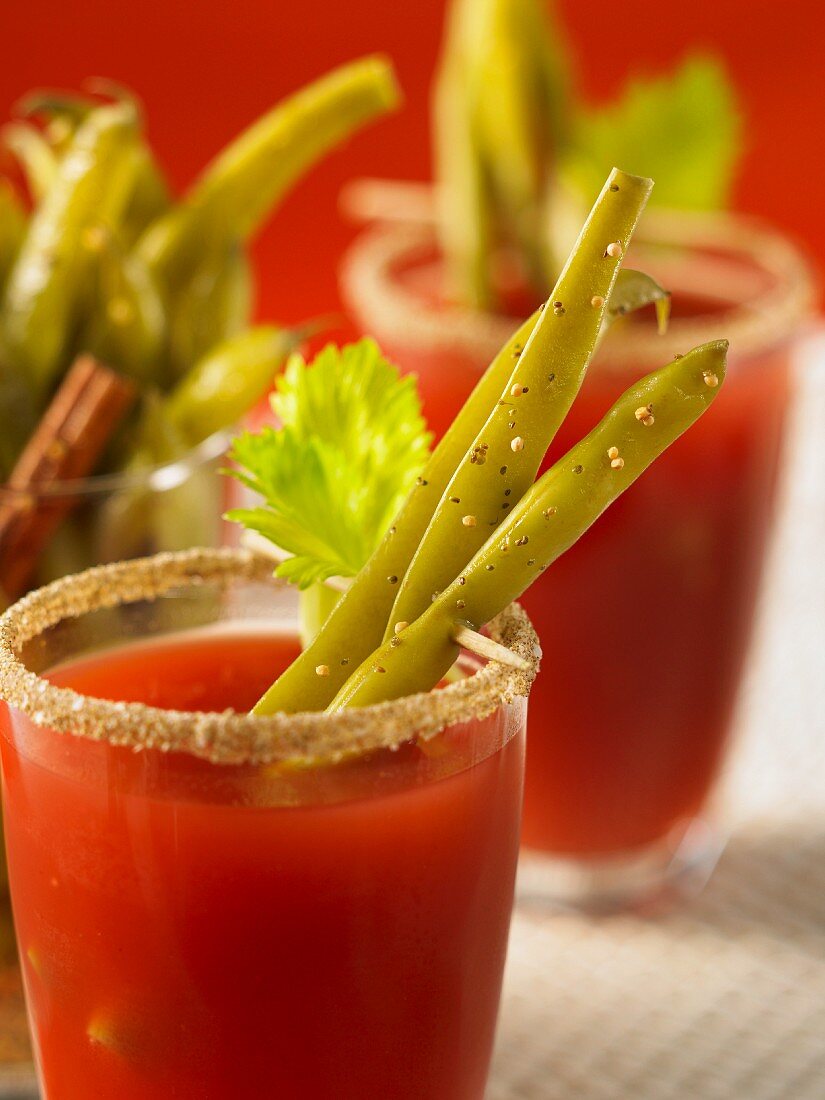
(1, 632, 525, 1099)
(351, 247, 795, 859)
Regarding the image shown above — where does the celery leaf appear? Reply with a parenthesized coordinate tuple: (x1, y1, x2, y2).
(561, 54, 741, 211)
(227, 339, 431, 589)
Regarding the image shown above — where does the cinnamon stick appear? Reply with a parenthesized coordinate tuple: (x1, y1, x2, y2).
(0, 356, 136, 599)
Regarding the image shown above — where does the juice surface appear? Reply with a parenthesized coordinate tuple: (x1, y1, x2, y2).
(1, 633, 524, 1099)
(369, 282, 791, 857)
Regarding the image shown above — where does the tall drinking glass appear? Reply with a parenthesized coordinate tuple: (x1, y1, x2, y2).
(0, 548, 536, 1098)
(342, 206, 815, 908)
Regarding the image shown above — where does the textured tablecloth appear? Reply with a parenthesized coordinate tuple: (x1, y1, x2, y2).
(1, 339, 823, 1100)
(489, 335, 825, 1099)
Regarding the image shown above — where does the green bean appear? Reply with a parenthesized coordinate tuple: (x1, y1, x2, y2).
(78, 228, 165, 385)
(16, 90, 90, 132)
(385, 169, 652, 636)
(433, 4, 496, 308)
(17, 88, 171, 242)
(1, 103, 138, 395)
(252, 309, 542, 715)
(472, 0, 561, 293)
(15, 94, 82, 156)
(434, 0, 570, 304)
(137, 57, 400, 294)
(85, 82, 173, 244)
(331, 339, 728, 709)
(35, 516, 95, 586)
(1, 123, 57, 203)
(253, 171, 652, 714)
(119, 139, 171, 246)
(142, 461, 223, 555)
(0, 348, 37, 480)
(94, 393, 192, 562)
(166, 324, 296, 445)
(166, 243, 252, 383)
(0, 182, 26, 297)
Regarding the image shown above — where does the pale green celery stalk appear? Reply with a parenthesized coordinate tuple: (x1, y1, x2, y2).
(298, 582, 343, 649)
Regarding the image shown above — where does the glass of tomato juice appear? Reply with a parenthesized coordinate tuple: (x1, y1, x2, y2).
(0, 548, 537, 1099)
(342, 204, 815, 910)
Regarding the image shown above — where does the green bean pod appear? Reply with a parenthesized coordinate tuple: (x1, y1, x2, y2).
(472, 0, 564, 294)
(119, 139, 172, 247)
(2, 103, 138, 395)
(90, 84, 173, 244)
(166, 324, 294, 445)
(0, 350, 37, 481)
(432, 0, 496, 308)
(385, 169, 652, 636)
(15, 90, 91, 139)
(252, 309, 542, 715)
(79, 230, 165, 385)
(434, 0, 570, 305)
(1, 123, 57, 204)
(0, 182, 26, 296)
(137, 57, 400, 293)
(94, 393, 191, 563)
(17, 89, 171, 242)
(166, 243, 252, 383)
(330, 339, 728, 709)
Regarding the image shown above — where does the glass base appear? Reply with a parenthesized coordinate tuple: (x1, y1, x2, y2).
(516, 818, 727, 916)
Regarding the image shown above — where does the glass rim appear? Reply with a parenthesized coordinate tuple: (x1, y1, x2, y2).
(0, 548, 539, 767)
(340, 206, 816, 369)
(0, 429, 230, 503)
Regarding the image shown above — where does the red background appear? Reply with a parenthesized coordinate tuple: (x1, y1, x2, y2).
(2, 0, 822, 324)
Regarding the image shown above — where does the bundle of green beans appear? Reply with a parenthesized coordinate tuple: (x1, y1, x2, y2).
(432, 0, 740, 309)
(0, 59, 399, 573)
(248, 169, 726, 714)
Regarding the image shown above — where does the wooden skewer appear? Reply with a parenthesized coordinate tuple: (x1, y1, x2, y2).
(0, 356, 135, 600)
(452, 624, 532, 671)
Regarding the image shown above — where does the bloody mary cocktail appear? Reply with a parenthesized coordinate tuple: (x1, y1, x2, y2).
(342, 208, 814, 906)
(0, 550, 536, 1099)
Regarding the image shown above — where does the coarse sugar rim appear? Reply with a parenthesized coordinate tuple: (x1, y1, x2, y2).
(0, 548, 540, 766)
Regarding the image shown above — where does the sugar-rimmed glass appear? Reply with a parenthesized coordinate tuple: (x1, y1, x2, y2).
(0, 548, 537, 1099)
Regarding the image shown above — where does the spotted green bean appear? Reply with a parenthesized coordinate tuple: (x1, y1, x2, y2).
(385, 169, 652, 636)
